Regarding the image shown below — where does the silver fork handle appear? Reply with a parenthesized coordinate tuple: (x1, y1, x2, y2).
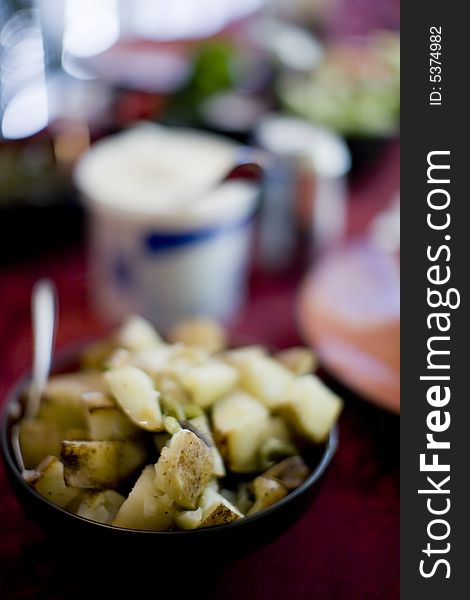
(25, 279, 57, 419)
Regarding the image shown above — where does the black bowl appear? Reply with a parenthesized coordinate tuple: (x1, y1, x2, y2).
(1, 346, 338, 563)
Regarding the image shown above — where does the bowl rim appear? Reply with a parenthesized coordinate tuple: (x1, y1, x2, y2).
(1, 344, 339, 536)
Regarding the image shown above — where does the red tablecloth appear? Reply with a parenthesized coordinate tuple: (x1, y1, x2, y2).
(0, 143, 399, 599)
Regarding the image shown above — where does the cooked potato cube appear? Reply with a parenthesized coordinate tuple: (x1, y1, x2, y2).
(154, 429, 213, 509)
(19, 419, 62, 469)
(222, 346, 267, 368)
(76, 490, 125, 524)
(236, 355, 294, 410)
(236, 482, 254, 515)
(248, 476, 288, 515)
(283, 375, 343, 443)
(82, 390, 115, 410)
(30, 456, 80, 508)
(37, 376, 93, 430)
(61, 441, 122, 489)
(212, 392, 270, 473)
(258, 437, 298, 471)
(264, 456, 310, 491)
(219, 488, 237, 505)
(118, 315, 163, 351)
(44, 371, 109, 401)
(189, 415, 226, 477)
(182, 361, 238, 408)
(131, 346, 173, 376)
(174, 507, 203, 530)
(63, 428, 90, 441)
(81, 339, 115, 370)
(37, 371, 109, 430)
(37, 399, 87, 431)
(119, 441, 147, 481)
(199, 487, 242, 528)
(153, 432, 171, 452)
(87, 407, 139, 441)
(113, 466, 174, 530)
(266, 416, 293, 443)
(274, 347, 317, 375)
(166, 345, 210, 380)
(105, 366, 163, 431)
(168, 318, 227, 354)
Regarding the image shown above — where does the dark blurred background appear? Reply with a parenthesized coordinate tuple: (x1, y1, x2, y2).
(0, 0, 399, 260)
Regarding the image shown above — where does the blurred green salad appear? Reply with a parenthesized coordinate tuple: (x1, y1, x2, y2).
(279, 31, 400, 138)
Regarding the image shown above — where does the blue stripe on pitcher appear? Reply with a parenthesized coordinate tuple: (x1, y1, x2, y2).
(143, 214, 253, 254)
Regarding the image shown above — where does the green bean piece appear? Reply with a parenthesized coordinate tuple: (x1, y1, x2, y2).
(163, 416, 182, 436)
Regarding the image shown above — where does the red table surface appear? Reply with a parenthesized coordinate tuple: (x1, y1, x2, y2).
(0, 144, 399, 599)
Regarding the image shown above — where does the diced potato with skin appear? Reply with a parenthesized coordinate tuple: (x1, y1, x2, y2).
(274, 347, 317, 375)
(19, 419, 62, 469)
(117, 315, 163, 351)
(154, 429, 213, 510)
(189, 415, 226, 477)
(37, 398, 87, 431)
(282, 374, 343, 443)
(219, 488, 237, 505)
(182, 361, 238, 409)
(266, 416, 293, 444)
(258, 437, 298, 471)
(236, 482, 254, 515)
(113, 466, 174, 531)
(174, 507, 203, 530)
(76, 490, 125, 525)
(153, 433, 171, 453)
(166, 345, 210, 380)
(132, 346, 173, 376)
(30, 456, 80, 508)
(105, 366, 163, 431)
(87, 407, 140, 441)
(168, 318, 227, 354)
(199, 486, 243, 528)
(248, 476, 288, 515)
(212, 391, 270, 473)
(61, 441, 122, 489)
(236, 355, 294, 410)
(82, 390, 115, 410)
(222, 346, 267, 369)
(37, 372, 106, 430)
(44, 371, 110, 401)
(106, 348, 133, 370)
(118, 441, 147, 481)
(81, 339, 116, 370)
(264, 456, 310, 491)
(63, 428, 90, 441)
(37, 371, 109, 431)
